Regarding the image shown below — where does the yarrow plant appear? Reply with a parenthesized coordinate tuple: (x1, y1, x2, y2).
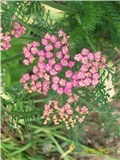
(0, 22, 26, 50)
(19, 30, 106, 129)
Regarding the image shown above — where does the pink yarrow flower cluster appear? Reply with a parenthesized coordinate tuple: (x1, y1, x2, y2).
(42, 94, 88, 129)
(0, 30, 11, 50)
(20, 31, 106, 96)
(19, 30, 106, 129)
(10, 22, 26, 38)
(20, 30, 75, 95)
(74, 48, 106, 86)
(0, 22, 26, 50)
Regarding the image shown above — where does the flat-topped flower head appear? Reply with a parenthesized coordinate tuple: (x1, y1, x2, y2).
(1, 22, 26, 50)
(42, 97, 88, 129)
(20, 31, 106, 128)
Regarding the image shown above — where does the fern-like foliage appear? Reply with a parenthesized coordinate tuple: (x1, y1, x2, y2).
(1, 1, 55, 38)
(1, 85, 43, 128)
(56, 1, 120, 51)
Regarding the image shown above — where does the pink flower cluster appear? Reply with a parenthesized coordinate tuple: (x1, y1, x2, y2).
(0, 22, 26, 50)
(20, 30, 77, 95)
(10, 22, 26, 38)
(42, 94, 88, 129)
(0, 31, 11, 50)
(74, 48, 106, 86)
(20, 32, 106, 96)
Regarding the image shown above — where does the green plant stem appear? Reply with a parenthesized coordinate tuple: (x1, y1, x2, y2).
(41, 1, 77, 13)
(24, 99, 46, 104)
(1, 54, 23, 65)
(8, 142, 33, 156)
(86, 32, 96, 52)
(49, 135, 69, 160)
(11, 35, 40, 41)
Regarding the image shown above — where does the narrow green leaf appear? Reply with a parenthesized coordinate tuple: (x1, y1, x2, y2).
(8, 142, 33, 156)
(41, 1, 77, 13)
(1, 54, 23, 65)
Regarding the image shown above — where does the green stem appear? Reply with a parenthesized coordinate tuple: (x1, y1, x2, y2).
(86, 32, 96, 52)
(8, 142, 33, 156)
(24, 99, 46, 104)
(49, 135, 69, 160)
(11, 35, 40, 41)
(1, 54, 23, 65)
(41, 1, 77, 13)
